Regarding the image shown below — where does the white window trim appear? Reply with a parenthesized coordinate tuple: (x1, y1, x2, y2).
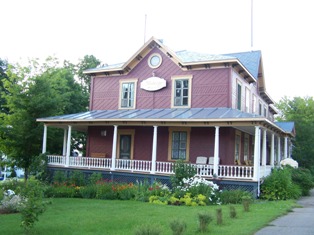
(252, 94, 257, 114)
(245, 87, 250, 113)
(119, 78, 138, 109)
(148, 53, 162, 69)
(171, 75, 193, 108)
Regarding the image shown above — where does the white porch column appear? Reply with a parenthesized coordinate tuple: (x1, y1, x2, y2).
(65, 125, 72, 167)
(151, 126, 158, 174)
(270, 133, 275, 167)
(42, 125, 47, 154)
(62, 128, 67, 156)
(262, 129, 267, 166)
(253, 126, 261, 181)
(111, 125, 118, 171)
(284, 137, 288, 159)
(213, 126, 220, 176)
(277, 136, 281, 165)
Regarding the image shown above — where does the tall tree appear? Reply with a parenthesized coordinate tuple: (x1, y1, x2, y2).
(0, 57, 88, 180)
(0, 58, 9, 115)
(76, 55, 101, 93)
(276, 96, 314, 170)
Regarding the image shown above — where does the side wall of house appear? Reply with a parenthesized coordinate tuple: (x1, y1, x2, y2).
(90, 47, 231, 110)
(231, 70, 274, 121)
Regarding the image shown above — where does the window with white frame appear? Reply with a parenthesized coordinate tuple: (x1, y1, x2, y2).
(119, 79, 137, 109)
(171, 75, 192, 108)
(245, 88, 250, 113)
(252, 94, 257, 114)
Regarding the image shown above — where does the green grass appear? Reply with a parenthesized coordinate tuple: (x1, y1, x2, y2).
(0, 198, 296, 235)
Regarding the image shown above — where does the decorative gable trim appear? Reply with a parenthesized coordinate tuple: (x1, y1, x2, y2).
(83, 37, 258, 83)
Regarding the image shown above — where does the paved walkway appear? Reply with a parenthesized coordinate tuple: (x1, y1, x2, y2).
(255, 189, 314, 235)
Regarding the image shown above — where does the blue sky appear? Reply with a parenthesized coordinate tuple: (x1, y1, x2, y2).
(1, 0, 313, 102)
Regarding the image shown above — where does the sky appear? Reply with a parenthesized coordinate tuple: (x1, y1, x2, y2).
(1, 0, 313, 102)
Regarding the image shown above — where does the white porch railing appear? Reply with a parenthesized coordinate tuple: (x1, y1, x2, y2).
(116, 159, 152, 172)
(47, 155, 66, 165)
(218, 165, 254, 179)
(47, 155, 260, 180)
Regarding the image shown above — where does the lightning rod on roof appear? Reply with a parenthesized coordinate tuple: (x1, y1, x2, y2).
(251, 0, 254, 50)
(144, 14, 147, 44)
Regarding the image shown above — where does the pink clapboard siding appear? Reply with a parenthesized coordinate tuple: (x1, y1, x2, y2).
(90, 48, 231, 110)
(87, 125, 239, 164)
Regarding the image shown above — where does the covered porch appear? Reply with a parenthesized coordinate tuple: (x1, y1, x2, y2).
(46, 154, 259, 179)
(38, 108, 295, 184)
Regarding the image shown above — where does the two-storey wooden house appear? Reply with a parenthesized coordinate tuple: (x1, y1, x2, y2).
(37, 37, 295, 194)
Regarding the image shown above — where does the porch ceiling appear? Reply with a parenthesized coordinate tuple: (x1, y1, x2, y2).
(37, 108, 293, 136)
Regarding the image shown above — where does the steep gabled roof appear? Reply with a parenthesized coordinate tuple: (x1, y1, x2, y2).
(83, 37, 259, 83)
(223, 51, 261, 80)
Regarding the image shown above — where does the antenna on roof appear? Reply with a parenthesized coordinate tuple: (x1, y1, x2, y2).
(251, 0, 254, 50)
(144, 14, 147, 44)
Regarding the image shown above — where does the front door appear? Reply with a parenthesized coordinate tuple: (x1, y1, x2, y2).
(119, 135, 131, 159)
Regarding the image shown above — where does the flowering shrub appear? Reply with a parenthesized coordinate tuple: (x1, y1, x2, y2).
(148, 182, 171, 196)
(0, 190, 25, 214)
(175, 176, 221, 205)
(1, 180, 48, 233)
(135, 181, 171, 202)
(0, 178, 24, 195)
(147, 177, 220, 206)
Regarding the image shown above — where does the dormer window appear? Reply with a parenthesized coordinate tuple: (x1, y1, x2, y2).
(171, 75, 193, 108)
(119, 79, 138, 109)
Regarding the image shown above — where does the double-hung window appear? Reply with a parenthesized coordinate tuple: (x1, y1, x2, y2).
(119, 79, 137, 109)
(237, 82, 242, 110)
(171, 75, 192, 108)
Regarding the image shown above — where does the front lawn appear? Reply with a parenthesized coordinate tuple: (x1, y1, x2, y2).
(0, 198, 296, 235)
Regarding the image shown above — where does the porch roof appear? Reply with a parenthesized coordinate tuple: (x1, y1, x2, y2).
(37, 108, 293, 136)
(38, 107, 261, 121)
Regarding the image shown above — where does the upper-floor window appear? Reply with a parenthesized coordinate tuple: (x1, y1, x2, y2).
(264, 106, 267, 117)
(252, 94, 257, 114)
(237, 83, 242, 110)
(119, 79, 138, 109)
(259, 102, 263, 115)
(245, 88, 250, 113)
(171, 75, 193, 108)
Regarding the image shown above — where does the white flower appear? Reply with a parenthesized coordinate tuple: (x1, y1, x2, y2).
(5, 189, 15, 197)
